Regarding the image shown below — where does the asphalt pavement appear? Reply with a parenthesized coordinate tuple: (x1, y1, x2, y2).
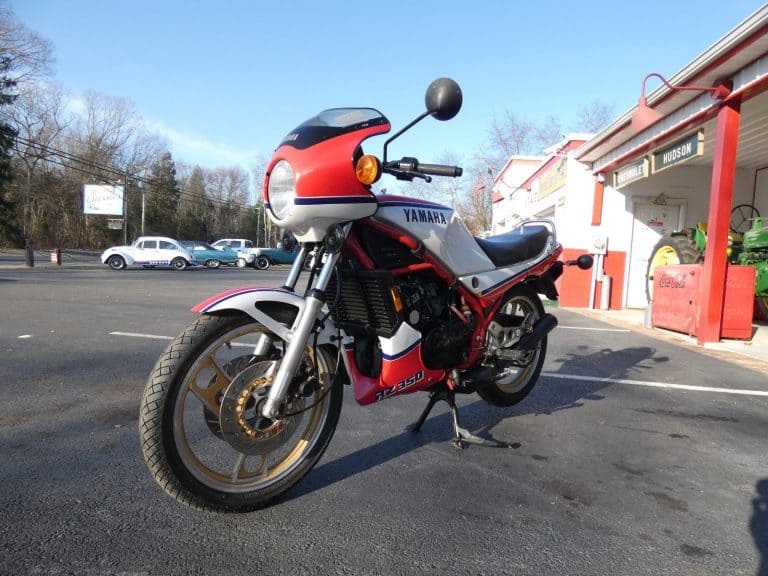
(1, 266, 766, 575)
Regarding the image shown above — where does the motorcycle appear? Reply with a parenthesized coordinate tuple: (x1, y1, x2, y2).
(139, 78, 593, 512)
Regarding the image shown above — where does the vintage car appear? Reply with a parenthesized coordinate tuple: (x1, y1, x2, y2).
(252, 244, 303, 270)
(180, 241, 239, 268)
(100, 236, 196, 271)
(211, 238, 257, 268)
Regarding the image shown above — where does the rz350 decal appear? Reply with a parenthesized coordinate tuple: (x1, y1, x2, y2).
(375, 370, 424, 401)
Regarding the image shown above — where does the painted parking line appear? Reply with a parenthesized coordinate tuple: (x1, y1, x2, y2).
(110, 331, 767, 398)
(109, 331, 173, 340)
(109, 331, 254, 348)
(542, 372, 768, 397)
(557, 326, 630, 332)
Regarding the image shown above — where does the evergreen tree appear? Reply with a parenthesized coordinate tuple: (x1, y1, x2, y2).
(145, 151, 180, 237)
(176, 166, 210, 240)
(0, 55, 20, 244)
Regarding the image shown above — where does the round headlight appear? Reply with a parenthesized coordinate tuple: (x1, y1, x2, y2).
(267, 160, 296, 220)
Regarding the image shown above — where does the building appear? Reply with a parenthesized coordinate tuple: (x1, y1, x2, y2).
(492, 5, 768, 343)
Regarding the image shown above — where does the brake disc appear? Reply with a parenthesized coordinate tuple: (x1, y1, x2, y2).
(218, 360, 305, 456)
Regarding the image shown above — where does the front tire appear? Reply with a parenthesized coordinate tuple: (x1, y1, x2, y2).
(236, 258, 247, 268)
(645, 235, 701, 302)
(757, 296, 768, 322)
(205, 259, 221, 269)
(476, 286, 547, 407)
(255, 256, 270, 270)
(107, 255, 126, 270)
(139, 313, 343, 512)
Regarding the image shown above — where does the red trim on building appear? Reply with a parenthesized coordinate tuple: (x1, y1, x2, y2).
(696, 99, 742, 343)
(591, 179, 604, 225)
(556, 248, 626, 309)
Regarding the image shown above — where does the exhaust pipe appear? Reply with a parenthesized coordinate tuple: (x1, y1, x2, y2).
(513, 313, 558, 350)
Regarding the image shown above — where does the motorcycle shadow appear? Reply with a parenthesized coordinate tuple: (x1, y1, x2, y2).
(286, 345, 666, 501)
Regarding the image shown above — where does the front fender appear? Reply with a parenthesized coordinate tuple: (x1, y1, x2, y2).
(102, 249, 135, 265)
(192, 285, 337, 344)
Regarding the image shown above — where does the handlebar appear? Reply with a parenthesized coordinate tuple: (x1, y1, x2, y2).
(383, 157, 463, 182)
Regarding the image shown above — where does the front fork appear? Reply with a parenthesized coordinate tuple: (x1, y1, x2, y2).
(259, 242, 341, 420)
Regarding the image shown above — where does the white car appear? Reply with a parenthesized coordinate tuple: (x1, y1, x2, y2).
(211, 238, 257, 268)
(101, 236, 196, 271)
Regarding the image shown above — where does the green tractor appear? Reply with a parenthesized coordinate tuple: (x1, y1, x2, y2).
(646, 204, 768, 320)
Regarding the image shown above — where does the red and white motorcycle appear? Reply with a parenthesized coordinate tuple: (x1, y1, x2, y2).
(139, 78, 593, 511)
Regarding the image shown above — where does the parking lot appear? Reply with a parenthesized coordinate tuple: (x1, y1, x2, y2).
(1, 266, 767, 575)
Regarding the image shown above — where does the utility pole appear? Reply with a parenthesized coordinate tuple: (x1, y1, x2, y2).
(123, 170, 129, 245)
(141, 186, 146, 236)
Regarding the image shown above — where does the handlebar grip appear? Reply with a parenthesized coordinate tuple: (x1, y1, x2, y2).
(417, 163, 463, 177)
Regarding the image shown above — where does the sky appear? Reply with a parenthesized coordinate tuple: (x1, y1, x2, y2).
(10, 0, 768, 178)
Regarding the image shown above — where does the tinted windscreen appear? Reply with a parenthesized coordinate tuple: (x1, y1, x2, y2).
(279, 108, 388, 150)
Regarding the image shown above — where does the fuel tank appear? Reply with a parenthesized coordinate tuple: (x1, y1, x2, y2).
(374, 195, 493, 276)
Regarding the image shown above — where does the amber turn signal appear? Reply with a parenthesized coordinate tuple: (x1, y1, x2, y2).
(355, 155, 381, 185)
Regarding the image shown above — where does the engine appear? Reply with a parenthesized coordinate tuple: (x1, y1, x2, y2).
(396, 274, 473, 369)
(326, 267, 473, 375)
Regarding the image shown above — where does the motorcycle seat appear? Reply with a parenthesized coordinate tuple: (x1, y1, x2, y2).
(475, 225, 551, 267)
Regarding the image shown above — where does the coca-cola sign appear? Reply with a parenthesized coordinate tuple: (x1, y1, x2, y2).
(658, 272, 687, 289)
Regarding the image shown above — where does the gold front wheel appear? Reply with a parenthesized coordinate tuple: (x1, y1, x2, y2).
(139, 312, 343, 512)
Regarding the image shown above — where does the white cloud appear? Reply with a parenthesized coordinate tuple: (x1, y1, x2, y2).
(144, 118, 263, 171)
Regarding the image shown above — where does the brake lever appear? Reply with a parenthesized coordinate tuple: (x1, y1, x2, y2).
(383, 165, 432, 183)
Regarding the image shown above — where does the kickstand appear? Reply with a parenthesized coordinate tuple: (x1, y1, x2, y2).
(412, 384, 511, 449)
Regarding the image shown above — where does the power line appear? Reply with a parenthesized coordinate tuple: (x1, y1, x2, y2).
(11, 135, 262, 214)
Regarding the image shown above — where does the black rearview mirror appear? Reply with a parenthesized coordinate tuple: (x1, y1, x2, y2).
(425, 77, 462, 121)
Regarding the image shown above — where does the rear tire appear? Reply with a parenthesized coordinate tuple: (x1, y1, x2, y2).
(255, 256, 270, 270)
(646, 235, 701, 302)
(171, 257, 188, 271)
(236, 258, 247, 268)
(139, 313, 343, 512)
(205, 259, 221, 269)
(476, 286, 547, 407)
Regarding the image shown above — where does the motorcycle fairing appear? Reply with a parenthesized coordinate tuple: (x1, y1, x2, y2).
(340, 322, 446, 405)
(264, 122, 391, 242)
(192, 286, 337, 345)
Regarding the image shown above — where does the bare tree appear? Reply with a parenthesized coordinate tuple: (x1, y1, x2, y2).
(8, 81, 70, 237)
(0, 6, 53, 86)
(576, 100, 614, 133)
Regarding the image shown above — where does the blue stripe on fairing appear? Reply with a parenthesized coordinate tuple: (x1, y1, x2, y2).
(381, 338, 420, 361)
(344, 336, 418, 360)
(294, 197, 376, 205)
(202, 288, 288, 311)
(378, 200, 451, 211)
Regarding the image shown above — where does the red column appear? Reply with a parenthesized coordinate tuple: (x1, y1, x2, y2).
(696, 99, 741, 344)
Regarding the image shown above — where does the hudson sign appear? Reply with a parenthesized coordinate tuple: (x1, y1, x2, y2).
(652, 131, 704, 173)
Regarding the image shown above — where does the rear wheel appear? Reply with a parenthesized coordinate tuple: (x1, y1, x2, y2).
(139, 313, 343, 512)
(476, 286, 547, 407)
(236, 258, 247, 268)
(646, 235, 701, 302)
(171, 257, 188, 271)
(255, 256, 270, 270)
(205, 259, 221, 269)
